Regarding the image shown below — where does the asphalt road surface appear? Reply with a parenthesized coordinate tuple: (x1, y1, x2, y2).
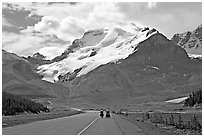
(2, 112, 143, 135)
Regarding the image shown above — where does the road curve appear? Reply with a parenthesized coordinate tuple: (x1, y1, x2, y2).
(2, 112, 143, 135)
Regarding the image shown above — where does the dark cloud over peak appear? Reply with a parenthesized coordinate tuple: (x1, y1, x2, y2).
(2, 3, 42, 32)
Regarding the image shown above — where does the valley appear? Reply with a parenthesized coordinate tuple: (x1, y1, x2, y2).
(2, 5, 202, 134)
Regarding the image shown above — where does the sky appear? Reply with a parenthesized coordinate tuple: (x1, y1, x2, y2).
(2, 2, 202, 59)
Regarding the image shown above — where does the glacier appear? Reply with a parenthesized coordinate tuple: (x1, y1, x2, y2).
(38, 25, 159, 82)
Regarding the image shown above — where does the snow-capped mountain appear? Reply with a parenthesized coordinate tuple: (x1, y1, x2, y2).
(38, 25, 158, 82)
(50, 23, 143, 63)
(171, 24, 202, 56)
(68, 32, 201, 104)
(35, 24, 201, 104)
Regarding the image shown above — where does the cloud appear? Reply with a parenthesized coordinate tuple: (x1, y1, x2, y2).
(2, 31, 68, 59)
(2, 15, 12, 26)
(88, 3, 124, 23)
(2, 3, 42, 29)
(34, 16, 60, 31)
(117, 2, 202, 38)
(3, 2, 202, 59)
(147, 2, 157, 9)
(11, 2, 93, 20)
(38, 46, 67, 60)
(2, 32, 44, 56)
(11, 2, 130, 58)
(2, 15, 20, 33)
(26, 3, 129, 41)
(33, 16, 85, 41)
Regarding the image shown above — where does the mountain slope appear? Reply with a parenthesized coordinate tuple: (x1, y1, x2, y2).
(2, 92, 49, 115)
(69, 33, 201, 104)
(24, 52, 50, 66)
(38, 26, 158, 82)
(171, 24, 202, 56)
(36, 24, 201, 105)
(2, 50, 70, 99)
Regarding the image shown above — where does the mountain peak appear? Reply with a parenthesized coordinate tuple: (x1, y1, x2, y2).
(38, 25, 159, 83)
(197, 24, 202, 29)
(32, 52, 46, 60)
(171, 24, 202, 55)
(83, 29, 106, 36)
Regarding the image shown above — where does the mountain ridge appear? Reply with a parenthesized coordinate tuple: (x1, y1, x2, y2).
(68, 32, 201, 104)
(2, 23, 202, 105)
(36, 24, 201, 104)
(2, 50, 70, 99)
(171, 24, 202, 56)
(38, 25, 159, 83)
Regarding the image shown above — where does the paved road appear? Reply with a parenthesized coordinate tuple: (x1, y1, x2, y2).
(2, 112, 143, 135)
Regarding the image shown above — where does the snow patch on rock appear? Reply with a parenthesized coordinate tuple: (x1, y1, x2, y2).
(166, 97, 188, 103)
(151, 66, 159, 70)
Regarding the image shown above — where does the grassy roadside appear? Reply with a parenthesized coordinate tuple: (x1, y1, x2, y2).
(117, 114, 173, 135)
(118, 112, 202, 135)
(2, 110, 83, 128)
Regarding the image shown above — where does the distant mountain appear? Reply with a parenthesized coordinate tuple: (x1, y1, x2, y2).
(44, 23, 142, 63)
(25, 51, 70, 66)
(2, 49, 28, 65)
(22, 30, 70, 65)
(171, 24, 202, 57)
(2, 50, 70, 99)
(32, 52, 46, 60)
(37, 24, 201, 105)
(47, 29, 109, 63)
(69, 33, 201, 104)
(38, 25, 156, 82)
(24, 52, 50, 66)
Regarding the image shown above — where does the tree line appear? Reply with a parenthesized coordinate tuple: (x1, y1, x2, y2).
(184, 89, 202, 107)
(2, 92, 49, 116)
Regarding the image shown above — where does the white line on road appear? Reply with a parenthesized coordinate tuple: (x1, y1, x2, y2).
(77, 116, 99, 135)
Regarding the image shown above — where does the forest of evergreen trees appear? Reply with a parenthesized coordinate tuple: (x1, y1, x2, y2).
(2, 92, 49, 116)
(184, 89, 202, 107)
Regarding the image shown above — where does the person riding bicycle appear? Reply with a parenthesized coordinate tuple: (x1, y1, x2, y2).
(106, 109, 111, 118)
(100, 110, 104, 118)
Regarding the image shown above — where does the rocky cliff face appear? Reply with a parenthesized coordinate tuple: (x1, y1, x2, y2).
(32, 52, 46, 60)
(25, 52, 50, 66)
(171, 25, 202, 55)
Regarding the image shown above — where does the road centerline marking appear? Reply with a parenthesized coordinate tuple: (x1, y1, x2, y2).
(77, 116, 99, 135)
